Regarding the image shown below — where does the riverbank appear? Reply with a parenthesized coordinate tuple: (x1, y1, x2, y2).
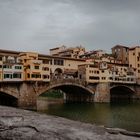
(0, 106, 140, 140)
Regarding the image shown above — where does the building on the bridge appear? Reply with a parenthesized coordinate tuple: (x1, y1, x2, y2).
(3, 63, 23, 81)
(0, 45, 138, 84)
(78, 62, 110, 83)
(129, 46, 140, 82)
(108, 63, 136, 83)
(50, 45, 85, 59)
(19, 52, 50, 82)
(46, 55, 85, 78)
(78, 61, 136, 84)
(111, 45, 129, 64)
(0, 50, 23, 81)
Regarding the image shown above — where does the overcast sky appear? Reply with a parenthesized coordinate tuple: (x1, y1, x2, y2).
(0, 0, 140, 54)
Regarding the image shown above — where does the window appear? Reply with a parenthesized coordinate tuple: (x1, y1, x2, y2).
(89, 76, 100, 80)
(131, 78, 134, 81)
(4, 74, 12, 79)
(109, 77, 113, 80)
(15, 66, 22, 69)
(102, 70, 104, 73)
(42, 60, 49, 64)
(133, 52, 135, 55)
(3, 65, 12, 69)
(27, 74, 30, 78)
(34, 66, 39, 69)
(31, 74, 41, 78)
(102, 77, 106, 80)
(89, 65, 94, 68)
(43, 67, 49, 71)
(54, 59, 64, 66)
(13, 73, 21, 78)
(43, 75, 49, 79)
(50, 60, 52, 65)
(138, 57, 140, 61)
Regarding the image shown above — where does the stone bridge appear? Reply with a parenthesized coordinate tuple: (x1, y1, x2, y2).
(0, 80, 140, 110)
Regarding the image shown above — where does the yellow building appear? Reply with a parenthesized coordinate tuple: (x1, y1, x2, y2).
(19, 52, 50, 82)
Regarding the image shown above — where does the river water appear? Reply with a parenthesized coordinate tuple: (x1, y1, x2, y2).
(37, 97, 140, 132)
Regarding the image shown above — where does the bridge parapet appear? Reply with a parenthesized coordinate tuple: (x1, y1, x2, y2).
(50, 78, 86, 87)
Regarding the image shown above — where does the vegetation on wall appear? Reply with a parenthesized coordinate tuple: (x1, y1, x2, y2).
(41, 90, 63, 98)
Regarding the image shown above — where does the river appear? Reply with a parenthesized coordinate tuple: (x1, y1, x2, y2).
(37, 97, 140, 132)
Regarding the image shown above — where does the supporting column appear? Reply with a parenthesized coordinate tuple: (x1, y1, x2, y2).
(134, 85, 140, 100)
(18, 82, 37, 110)
(94, 82, 110, 103)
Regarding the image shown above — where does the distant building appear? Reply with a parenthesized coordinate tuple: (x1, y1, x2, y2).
(0, 44, 138, 84)
(50, 45, 85, 58)
(79, 50, 105, 59)
(50, 45, 66, 56)
(111, 45, 129, 64)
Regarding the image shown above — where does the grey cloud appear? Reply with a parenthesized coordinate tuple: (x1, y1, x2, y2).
(0, 0, 140, 54)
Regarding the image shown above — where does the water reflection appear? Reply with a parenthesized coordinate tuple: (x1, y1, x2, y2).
(37, 98, 140, 132)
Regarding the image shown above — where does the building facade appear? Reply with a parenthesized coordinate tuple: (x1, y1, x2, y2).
(129, 46, 140, 81)
(111, 45, 129, 64)
(0, 44, 139, 84)
(50, 46, 66, 56)
(50, 46, 85, 58)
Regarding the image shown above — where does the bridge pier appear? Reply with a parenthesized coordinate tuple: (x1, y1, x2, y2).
(133, 86, 140, 100)
(94, 83, 110, 103)
(18, 82, 37, 110)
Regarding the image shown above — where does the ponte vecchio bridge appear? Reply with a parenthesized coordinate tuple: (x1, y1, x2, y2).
(0, 48, 140, 109)
(0, 78, 140, 110)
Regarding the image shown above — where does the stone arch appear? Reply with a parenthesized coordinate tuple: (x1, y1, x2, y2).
(54, 68, 63, 76)
(0, 89, 19, 99)
(0, 91, 18, 107)
(38, 83, 95, 102)
(110, 85, 135, 102)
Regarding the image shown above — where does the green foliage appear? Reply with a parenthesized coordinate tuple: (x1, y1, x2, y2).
(41, 90, 63, 98)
